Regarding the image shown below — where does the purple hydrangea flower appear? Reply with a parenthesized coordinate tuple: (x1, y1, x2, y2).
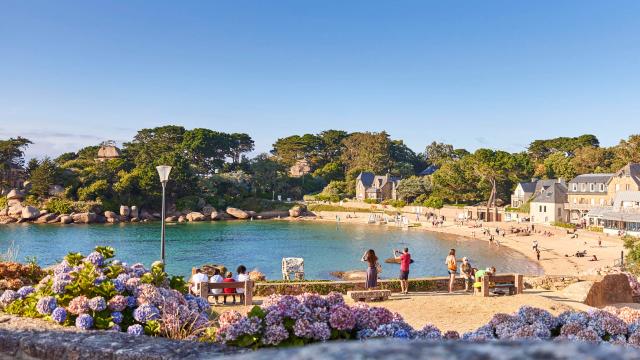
(54, 260, 72, 275)
(127, 324, 144, 336)
(68, 295, 90, 315)
(52, 279, 70, 294)
(415, 323, 441, 340)
(0, 290, 18, 308)
(75, 314, 93, 330)
(110, 324, 122, 332)
(133, 304, 160, 323)
(89, 296, 107, 312)
(261, 324, 289, 346)
(93, 275, 107, 286)
(51, 307, 67, 323)
(126, 296, 137, 308)
(108, 295, 128, 312)
(36, 296, 57, 315)
(329, 305, 356, 331)
(16, 286, 35, 298)
(111, 311, 123, 324)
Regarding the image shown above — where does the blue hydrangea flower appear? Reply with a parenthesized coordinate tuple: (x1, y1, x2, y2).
(110, 324, 122, 332)
(133, 304, 160, 323)
(194, 296, 210, 312)
(0, 290, 18, 308)
(52, 280, 70, 294)
(126, 296, 137, 308)
(16, 286, 35, 298)
(393, 329, 411, 339)
(127, 324, 144, 336)
(111, 311, 123, 324)
(51, 307, 67, 323)
(75, 314, 94, 330)
(36, 296, 57, 315)
(112, 279, 125, 293)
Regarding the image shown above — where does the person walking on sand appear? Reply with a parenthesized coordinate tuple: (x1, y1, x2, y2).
(394, 248, 411, 294)
(362, 249, 380, 289)
(445, 249, 457, 293)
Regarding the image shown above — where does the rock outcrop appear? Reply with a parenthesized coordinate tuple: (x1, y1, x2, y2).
(130, 206, 139, 219)
(6, 189, 24, 200)
(71, 212, 96, 224)
(119, 205, 130, 218)
(35, 213, 57, 224)
(59, 215, 73, 224)
(561, 273, 634, 307)
(21, 206, 40, 220)
(186, 212, 206, 222)
(201, 205, 215, 217)
(226, 207, 250, 219)
(289, 205, 307, 218)
(104, 211, 120, 223)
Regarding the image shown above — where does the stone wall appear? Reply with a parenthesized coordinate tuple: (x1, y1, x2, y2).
(524, 275, 582, 291)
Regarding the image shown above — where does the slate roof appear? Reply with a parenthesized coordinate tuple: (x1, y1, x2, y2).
(518, 179, 560, 195)
(612, 191, 640, 208)
(357, 172, 376, 187)
(357, 172, 401, 188)
(531, 182, 568, 204)
(418, 165, 439, 176)
(568, 173, 614, 184)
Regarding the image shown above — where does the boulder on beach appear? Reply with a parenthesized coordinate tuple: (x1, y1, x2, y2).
(35, 213, 57, 223)
(104, 211, 119, 221)
(72, 212, 96, 224)
(0, 217, 17, 224)
(60, 215, 73, 224)
(140, 209, 154, 220)
(561, 274, 633, 307)
(21, 206, 40, 220)
(0, 207, 7, 217)
(166, 216, 178, 222)
(226, 207, 250, 219)
(178, 215, 186, 223)
(8, 204, 23, 217)
(186, 212, 206, 221)
(210, 209, 220, 220)
(6, 189, 24, 200)
(130, 206, 139, 219)
(119, 205, 130, 218)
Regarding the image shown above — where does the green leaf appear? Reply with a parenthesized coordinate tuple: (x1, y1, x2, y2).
(247, 306, 266, 319)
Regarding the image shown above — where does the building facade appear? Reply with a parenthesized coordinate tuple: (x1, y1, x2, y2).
(355, 172, 400, 201)
(529, 182, 569, 224)
(606, 163, 640, 204)
(600, 191, 640, 237)
(511, 178, 561, 208)
(566, 173, 613, 224)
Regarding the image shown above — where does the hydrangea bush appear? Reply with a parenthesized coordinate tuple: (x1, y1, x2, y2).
(213, 294, 640, 349)
(0, 246, 209, 339)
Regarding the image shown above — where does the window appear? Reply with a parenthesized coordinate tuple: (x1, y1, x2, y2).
(572, 184, 577, 191)
(539, 206, 543, 212)
(599, 184, 605, 192)
(627, 184, 631, 191)
(590, 183, 595, 192)
(543, 206, 547, 212)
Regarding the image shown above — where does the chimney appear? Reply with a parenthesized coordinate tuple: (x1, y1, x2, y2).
(531, 177, 539, 183)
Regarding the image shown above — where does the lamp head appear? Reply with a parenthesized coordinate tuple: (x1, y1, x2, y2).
(156, 165, 172, 183)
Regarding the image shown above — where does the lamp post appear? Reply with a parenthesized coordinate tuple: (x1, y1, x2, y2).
(156, 165, 172, 264)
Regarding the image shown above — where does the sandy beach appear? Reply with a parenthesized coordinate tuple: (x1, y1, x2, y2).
(295, 209, 626, 276)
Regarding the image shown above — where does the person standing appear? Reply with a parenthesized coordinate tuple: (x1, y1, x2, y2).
(445, 249, 457, 293)
(394, 248, 411, 294)
(362, 249, 379, 289)
(536, 248, 541, 261)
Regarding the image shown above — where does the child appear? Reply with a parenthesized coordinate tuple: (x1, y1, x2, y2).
(223, 272, 236, 304)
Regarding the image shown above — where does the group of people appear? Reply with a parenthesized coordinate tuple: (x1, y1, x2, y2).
(189, 265, 250, 304)
(362, 247, 496, 295)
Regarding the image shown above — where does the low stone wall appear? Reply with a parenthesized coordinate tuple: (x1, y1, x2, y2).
(254, 276, 467, 296)
(524, 275, 582, 291)
(0, 314, 236, 359)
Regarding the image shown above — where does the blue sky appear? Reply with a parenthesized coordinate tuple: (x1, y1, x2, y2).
(1, 1, 639, 159)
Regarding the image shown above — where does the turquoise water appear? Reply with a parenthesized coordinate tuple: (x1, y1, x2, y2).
(0, 221, 543, 279)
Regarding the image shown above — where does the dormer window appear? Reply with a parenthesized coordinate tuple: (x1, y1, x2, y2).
(572, 184, 577, 191)
(590, 183, 595, 192)
(599, 184, 605, 192)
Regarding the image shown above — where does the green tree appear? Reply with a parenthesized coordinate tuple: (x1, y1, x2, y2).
(541, 152, 576, 180)
(250, 153, 287, 199)
(312, 161, 344, 182)
(612, 134, 640, 169)
(528, 134, 599, 161)
(30, 157, 60, 198)
(341, 132, 391, 174)
(571, 146, 613, 174)
(396, 176, 432, 203)
(317, 130, 348, 164)
(271, 134, 322, 167)
(0, 137, 32, 188)
(181, 128, 230, 175)
(228, 133, 255, 164)
(424, 141, 455, 166)
(432, 157, 480, 204)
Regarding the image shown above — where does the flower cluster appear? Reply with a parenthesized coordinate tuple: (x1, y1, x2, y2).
(0, 246, 210, 340)
(0, 262, 44, 291)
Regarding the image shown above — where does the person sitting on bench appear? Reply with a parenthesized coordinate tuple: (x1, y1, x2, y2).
(210, 268, 224, 304)
(189, 268, 209, 295)
(236, 265, 249, 295)
(223, 271, 237, 304)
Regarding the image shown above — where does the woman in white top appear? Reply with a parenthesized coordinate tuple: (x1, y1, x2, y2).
(190, 268, 209, 295)
(236, 265, 249, 294)
(209, 268, 224, 295)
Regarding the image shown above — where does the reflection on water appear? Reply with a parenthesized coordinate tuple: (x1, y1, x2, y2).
(0, 221, 543, 279)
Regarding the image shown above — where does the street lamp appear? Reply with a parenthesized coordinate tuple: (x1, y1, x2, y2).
(156, 165, 172, 264)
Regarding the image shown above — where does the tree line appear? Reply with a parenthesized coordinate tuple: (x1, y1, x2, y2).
(1, 128, 639, 213)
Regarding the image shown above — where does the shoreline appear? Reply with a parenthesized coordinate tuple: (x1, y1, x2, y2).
(290, 210, 626, 276)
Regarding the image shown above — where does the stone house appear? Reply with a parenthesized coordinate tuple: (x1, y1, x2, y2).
(510, 178, 561, 208)
(96, 145, 121, 162)
(600, 191, 640, 236)
(566, 173, 613, 224)
(529, 182, 569, 224)
(606, 163, 640, 204)
(355, 172, 400, 201)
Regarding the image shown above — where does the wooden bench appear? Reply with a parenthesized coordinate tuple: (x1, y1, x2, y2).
(347, 289, 391, 302)
(196, 281, 255, 306)
(474, 273, 523, 297)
